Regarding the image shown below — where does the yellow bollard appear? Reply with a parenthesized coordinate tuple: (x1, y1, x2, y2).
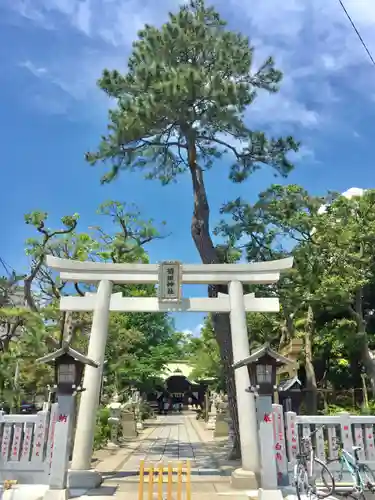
(167, 462, 173, 500)
(186, 460, 191, 500)
(148, 465, 154, 500)
(138, 460, 192, 500)
(177, 461, 183, 500)
(139, 460, 145, 500)
(158, 463, 164, 500)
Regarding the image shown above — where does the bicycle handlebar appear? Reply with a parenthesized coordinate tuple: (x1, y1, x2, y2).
(301, 425, 325, 440)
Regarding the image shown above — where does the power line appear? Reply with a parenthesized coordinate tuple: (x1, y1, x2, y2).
(337, 0, 375, 67)
(0, 257, 13, 278)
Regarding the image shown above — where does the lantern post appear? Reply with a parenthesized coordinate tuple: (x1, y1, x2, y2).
(37, 342, 98, 500)
(233, 344, 294, 497)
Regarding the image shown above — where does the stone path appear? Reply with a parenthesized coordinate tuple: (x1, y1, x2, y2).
(84, 412, 246, 498)
(102, 412, 227, 482)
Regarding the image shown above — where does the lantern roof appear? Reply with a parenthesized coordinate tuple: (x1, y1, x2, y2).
(233, 343, 294, 370)
(36, 340, 99, 368)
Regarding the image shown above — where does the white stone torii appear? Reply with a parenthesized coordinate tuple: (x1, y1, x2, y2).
(45, 255, 293, 490)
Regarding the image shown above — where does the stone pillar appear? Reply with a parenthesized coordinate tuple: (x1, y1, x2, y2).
(228, 280, 260, 489)
(134, 391, 144, 430)
(70, 280, 113, 489)
(206, 393, 217, 430)
(135, 406, 144, 430)
(43, 394, 74, 500)
(106, 393, 122, 449)
(214, 398, 230, 437)
(122, 410, 138, 438)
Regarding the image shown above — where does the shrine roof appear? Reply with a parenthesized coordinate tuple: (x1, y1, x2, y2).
(278, 376, 301, 391)
(160, 361, 194, 380)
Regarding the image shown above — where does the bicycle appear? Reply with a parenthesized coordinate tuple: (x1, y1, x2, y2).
(327, 442, 375, 499)
(294, 426, 335, 500)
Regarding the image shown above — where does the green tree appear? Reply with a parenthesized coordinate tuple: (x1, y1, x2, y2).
(0, 254, 56, 405)
(218, 185, 375, 411)
(86, 0, 298, 455)
(21, 201, 166, 348)
(312, 190, 375, 393)
(0, 309, 54, 408)
(19, 202, 181, 401)
(104, 307, 184, 395)
(0, 271, 38, 352)
(187, 312, 281, 392)
(217, 184, 325, 412)
(187, 316, 223, 389)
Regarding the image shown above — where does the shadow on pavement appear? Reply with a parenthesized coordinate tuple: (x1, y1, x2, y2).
(83, 485, 118, 497)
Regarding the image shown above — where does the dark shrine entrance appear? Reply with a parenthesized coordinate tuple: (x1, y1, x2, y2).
(166, 374, 190, 404)
(146, 365, 211, 413)
(164, 372, 206, 406)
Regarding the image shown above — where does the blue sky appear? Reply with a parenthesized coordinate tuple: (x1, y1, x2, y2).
(1, 0, 375, 335)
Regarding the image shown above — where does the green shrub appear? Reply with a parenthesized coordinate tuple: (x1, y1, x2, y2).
(359, 401, 375, 415)
(139, 401, 154, 420)
(93, 406, 111, 450)
(323, 404, 360, 415)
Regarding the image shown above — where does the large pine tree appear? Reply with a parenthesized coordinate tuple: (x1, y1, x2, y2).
(87, 0, 299, 457)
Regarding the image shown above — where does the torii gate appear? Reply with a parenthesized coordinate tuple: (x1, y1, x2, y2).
(45, 255, 293, 489)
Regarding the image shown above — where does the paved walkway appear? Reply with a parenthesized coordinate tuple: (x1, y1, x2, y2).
(85, 412, 242, 498)
(101, 413, 228, 481)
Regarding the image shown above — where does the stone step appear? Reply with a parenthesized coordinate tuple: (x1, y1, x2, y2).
(103, 475, 231, 484)
(103, 482, 235, 493)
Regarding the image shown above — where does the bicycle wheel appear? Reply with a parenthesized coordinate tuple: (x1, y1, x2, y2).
(295, 462, 309, 500)
(359, 463, 375, 492)
(313, 458, 335, 498)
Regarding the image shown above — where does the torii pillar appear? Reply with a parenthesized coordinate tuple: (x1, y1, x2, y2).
(70, 280, 112, 488)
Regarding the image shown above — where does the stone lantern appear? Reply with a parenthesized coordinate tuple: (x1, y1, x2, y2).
(37, 342, 98, 500)
(131, 389, 144, 430)
(233, 343, 294, 492)
(106, 392, 123, 448)
(233, 343, 294, 398)
(206, 391, 218, 430)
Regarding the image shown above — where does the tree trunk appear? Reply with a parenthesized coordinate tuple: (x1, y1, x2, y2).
(360, 344, 375, 395)
(361, 373, 369, 410)
(304, 304, 318, 414)
(211, 308, 241, 459)
(349, 289, 375, 394)
(187, 135, 241, 459)
(279, 309, 295, 350)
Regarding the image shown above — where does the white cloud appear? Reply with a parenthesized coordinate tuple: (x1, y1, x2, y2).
(18, 51, 117, 116)
(289, 145, 316, 164)
(74, 0, 92, 36)
(250, 90, 320, 129)
(8, 0, 181, 46)
(19, 60, 48, 77)
(232, 0, 375, 123)
(9, 0, 184, 116)
(182, 324, 203, 338)
(6, 0, 375, 128)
